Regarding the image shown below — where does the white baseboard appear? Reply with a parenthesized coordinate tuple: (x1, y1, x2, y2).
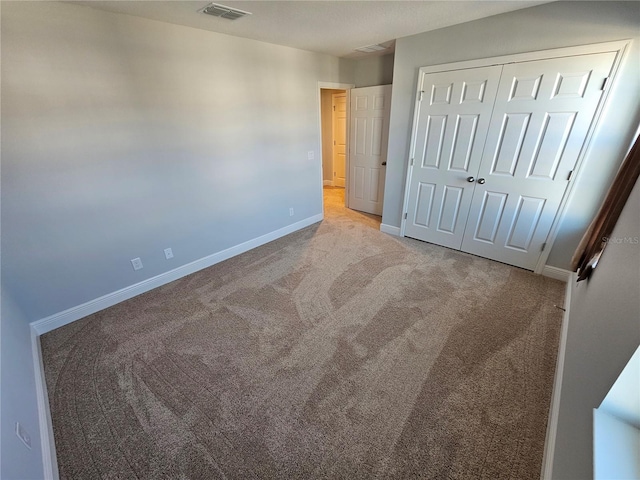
(323, 180, 334, 186)
(30, 213, 324, 480)
(540, 272, 575, 480)
(380, 223, 401, 236)
(542, 265, 572, 282)
(31, 328, 59, 480)
(30, 214, 323, 335)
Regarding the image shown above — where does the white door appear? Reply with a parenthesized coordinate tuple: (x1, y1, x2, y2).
(332, 93, 347, 187)
(461, 52, 617, 269)
(404, 66, 502, 249)
(404, 51, 617, 270)
(349, 85, 392, 215)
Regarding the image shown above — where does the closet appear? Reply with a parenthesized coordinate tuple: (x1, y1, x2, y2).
(402, 46, 622, 270)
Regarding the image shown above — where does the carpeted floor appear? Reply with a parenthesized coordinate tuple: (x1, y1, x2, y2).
(41, 187, 564, 479)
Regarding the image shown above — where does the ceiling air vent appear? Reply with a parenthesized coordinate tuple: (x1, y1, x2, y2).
(200, 3, 252, 20)
(355, 44, 388, 54)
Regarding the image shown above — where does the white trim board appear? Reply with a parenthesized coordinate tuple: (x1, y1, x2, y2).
(541, 272, 575, 479)
(415, 40, 631, 76)
(542, 266, 572, 283)
(31, 214, 323, 335)
(380, 223, 401, 236)
(31, 329, 59, 480)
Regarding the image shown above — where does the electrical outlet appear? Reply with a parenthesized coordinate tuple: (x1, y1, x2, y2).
(164, 248, 174, 260)
(15, 422, 31, 450)
(307, 151, 314, 160)
(131, 257, 143, 271)
(289, 208, 294, 216)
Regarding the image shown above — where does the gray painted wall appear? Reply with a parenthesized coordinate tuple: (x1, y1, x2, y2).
(1, 1, 353, 322)
(552, 178, 640, 479)
(1, 5, 352, 477)
(382, 1, 640, 270)
(1, 286, 45, 480)
(354, 53, 394, 87)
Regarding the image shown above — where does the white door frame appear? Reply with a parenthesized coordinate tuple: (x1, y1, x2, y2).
(318, 82, 355, 209)
(399, 40, 631, 274)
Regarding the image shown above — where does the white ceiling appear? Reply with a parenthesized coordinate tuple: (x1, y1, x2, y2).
(72, 1, 552, 58)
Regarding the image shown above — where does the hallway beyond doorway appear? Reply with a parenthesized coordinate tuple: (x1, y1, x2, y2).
(323, 186, 381, 230)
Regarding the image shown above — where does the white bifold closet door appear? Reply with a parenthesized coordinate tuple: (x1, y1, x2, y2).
(405, 51, 617, 270)
(404, 66, 502, 249)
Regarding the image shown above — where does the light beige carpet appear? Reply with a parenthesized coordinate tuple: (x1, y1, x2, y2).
(41, 187, 564, 479)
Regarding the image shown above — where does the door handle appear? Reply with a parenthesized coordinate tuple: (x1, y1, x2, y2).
(467, 176, 475, 182)
(477, 178, 486, 185)
(381, 162, 387, 166)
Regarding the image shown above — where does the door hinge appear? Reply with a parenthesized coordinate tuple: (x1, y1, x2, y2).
(600, 77, 609, 91)
(418, 91, 424, 102)
(567, 170, 573, 181)
(541, 242, 547, 252)
(334, 140, 336, 145)
(404, 213, 408, 220)
(333, 105, 336, 111)
(410, 158, 414, 166)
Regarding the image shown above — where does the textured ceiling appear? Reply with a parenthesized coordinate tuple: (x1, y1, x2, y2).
(71, 1, 552, 58)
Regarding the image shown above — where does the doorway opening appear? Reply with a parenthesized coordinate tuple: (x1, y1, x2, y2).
(320, 88, 348, 209)
(318, 82, 391, 218)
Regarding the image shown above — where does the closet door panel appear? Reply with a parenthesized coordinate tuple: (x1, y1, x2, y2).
(404, 66, 502, 249)
(461, 52, 617, 269)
